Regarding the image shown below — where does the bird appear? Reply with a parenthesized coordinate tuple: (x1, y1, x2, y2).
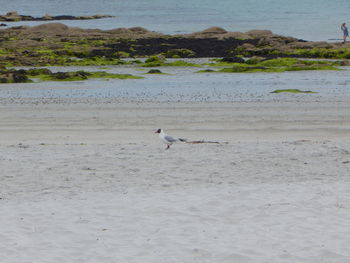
(155, 129, 187, 149)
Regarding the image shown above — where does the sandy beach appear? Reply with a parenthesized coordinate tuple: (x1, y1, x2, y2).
(1, 0, 350, 261)
(1, 97, 350, 262)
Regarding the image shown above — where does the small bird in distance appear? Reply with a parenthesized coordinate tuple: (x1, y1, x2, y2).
(155, 129, 187, 149)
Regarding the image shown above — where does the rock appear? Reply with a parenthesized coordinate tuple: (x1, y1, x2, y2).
(147, 69, 162, 74)
(163, 49, 196, 58)
(51, 15, 77, 20)
(246, 30, 273, 37)
(129, 27, 150, 34)
(223, 32, 253, 39)
(221, 56, 245, 63)
(25, 23, 70, 37)
(188, 27, 229, 39)
(26, 68, 52, 76)
(0, 12, 114, 22)
(0, 69, 30, 83)
(0, 23, 346, 66)
(202, 27, 227, 34)
(29, 23, 69, 32)
(6, 11, 19, 16)
(92, 14, 114, 19)
(13, 70, 29, 82)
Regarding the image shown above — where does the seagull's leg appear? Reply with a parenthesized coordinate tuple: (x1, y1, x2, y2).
(166, 144, 170, 150)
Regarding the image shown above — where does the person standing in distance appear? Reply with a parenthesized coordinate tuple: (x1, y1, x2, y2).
(341, 23, 349, 44)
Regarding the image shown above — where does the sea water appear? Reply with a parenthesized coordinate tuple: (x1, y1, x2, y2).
(1, 64, 350, 102)
(0, 0, 349, 41)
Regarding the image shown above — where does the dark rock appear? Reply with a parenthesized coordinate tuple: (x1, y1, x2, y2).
(147, 69, 162, 74)
(0, 69, 30, 83)
(52, 72, 71, 80)
(13, 70, 29, 82)
(103, 37, 258, 58)
(26, 68, 52, 75)
(51, 15, 77, 20)
(221, 56, 245, 63)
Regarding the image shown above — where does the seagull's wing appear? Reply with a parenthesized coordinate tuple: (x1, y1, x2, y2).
(164, 135, 179, 143)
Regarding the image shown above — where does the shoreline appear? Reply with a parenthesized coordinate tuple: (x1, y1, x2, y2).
(1, 99, 349, 144)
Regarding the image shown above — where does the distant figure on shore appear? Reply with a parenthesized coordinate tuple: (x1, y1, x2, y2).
(341, 23, 349, 43)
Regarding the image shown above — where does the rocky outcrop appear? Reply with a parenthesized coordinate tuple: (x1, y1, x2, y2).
(0, 69, 30, 83)
(0, 24, 348, 66)
(101, 37, 259, 57)
(0, 11, 113, 22)
(0, 23, 162, 41)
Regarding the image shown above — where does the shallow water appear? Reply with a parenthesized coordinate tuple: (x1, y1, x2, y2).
(0, 0, 349, 41)
(1, 65, 350, 102)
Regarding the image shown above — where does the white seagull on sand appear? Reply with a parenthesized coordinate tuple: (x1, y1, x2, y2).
(155, 129, 187, 149)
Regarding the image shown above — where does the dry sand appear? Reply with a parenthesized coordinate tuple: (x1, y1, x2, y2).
(1, 98, 350, 262)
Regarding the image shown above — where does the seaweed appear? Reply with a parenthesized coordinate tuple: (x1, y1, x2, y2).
(270, 89, 317, 94)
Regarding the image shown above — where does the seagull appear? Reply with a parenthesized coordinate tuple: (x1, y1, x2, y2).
(155, 129, 187, 149)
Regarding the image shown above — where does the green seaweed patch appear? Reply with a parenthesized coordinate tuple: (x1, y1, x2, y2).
(66, 57, 128, 66)
(249, 47, 350, 60)
(207, 61, 245, 67)
(141, 56, 201, 67)
(29, 70, 143, 81)
(89, 72, 143, 80)
(258, 58, 337, 67)
(198, 58, 340, 73)
(219, 66, 283, 73)
(162, 49, 196, 58)
(198, 69, 216, 73)
(288, 48, 350, 59)
(206, 57, 340, 69)
(142, 60, 201, 67)
(284, 65, 339, 71)
(141, 56, 165, 67)
(113, 51, 131, 58)
(245, 57, 266, 65)
(165, 60, 201, 67)
(270, 89, 317, 94)
(197, 66, 282, 73)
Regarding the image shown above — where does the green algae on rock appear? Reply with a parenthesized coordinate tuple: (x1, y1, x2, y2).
(198, 58, 340, 73)
(141, 56, 201, 67)
(2, 24, 350, 68)
(0, 68, 143, 83)
(162, 49, 196, 58)
(270, 89, 317, 94)
(0, 69, 32, 83)
(29, 70, 143, 81)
